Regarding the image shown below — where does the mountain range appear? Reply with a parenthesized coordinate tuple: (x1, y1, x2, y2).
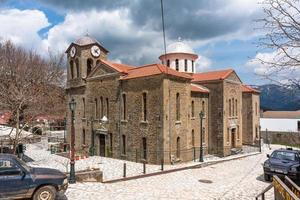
(253, 84, 300, 111)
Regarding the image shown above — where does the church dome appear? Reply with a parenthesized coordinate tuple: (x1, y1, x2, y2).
(74, 35, 99, 46)
(166, 38, 195, 54)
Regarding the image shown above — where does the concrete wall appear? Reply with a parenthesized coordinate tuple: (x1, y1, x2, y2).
(261, 131, 300, 146)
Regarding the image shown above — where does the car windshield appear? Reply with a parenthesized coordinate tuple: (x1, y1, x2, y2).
(17, 158, 32, 171)
(271, 151, 299, 161)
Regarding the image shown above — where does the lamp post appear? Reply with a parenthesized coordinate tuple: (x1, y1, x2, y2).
(199, 111, 204, 162)
(69, 98, 76, 184)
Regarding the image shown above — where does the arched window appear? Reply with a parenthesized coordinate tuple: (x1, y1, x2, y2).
(184, 59, 188, 72)
(106, 98, 109, 118)
(100, 96, 103, 118)
(122, 135, 126, 155)
(235, 99, 238, 116)
(75, 58, 79, 78)
(142, 92, 147, 121)
(191, 101, 195, 117)
(202, 101, 205, 115)
(82, 98, 86, 118)
(82, 129, 86, 145)
(192, 130, 195, 147)
(176, 137, 180, 158)
(192, 60, 194, 72)
(87, 59, 93, 76)
(255, 102, 258, 116)
(95, 98, 98, 118)
(167, 59, 170, 67)
(142, 137, 147, 160)
(176, 93, 180, 121)
(122, 94, 126, 120)
(229, 99, 231, 117)
(232, 98, 234, 116)
(69, 60, 74, 79)
(175, 59, 179, 71)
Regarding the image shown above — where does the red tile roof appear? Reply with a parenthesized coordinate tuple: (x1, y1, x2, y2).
(241, 85, 260, 94)
(101, 60, 135, 73)
(0, 112, 11, 125)
(191, 84, 209, 93)
(121, 63, 192, 80)
(262, 110, 300, 119)
(192, 69, 234, 82)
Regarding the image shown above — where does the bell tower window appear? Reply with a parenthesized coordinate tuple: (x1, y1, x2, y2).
(184, 59, 187, 72)
(75, 58, 79, 78)
(167, 59, 170, 67)
(175, 59, 179, 71)
(70, 60, 74, 79)
(87, 59, 93, 77)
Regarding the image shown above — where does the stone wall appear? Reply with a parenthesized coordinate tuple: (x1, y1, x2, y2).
(261, 131, 300, 146)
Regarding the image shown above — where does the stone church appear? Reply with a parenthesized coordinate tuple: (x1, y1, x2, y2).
(66, 35, 260, 164)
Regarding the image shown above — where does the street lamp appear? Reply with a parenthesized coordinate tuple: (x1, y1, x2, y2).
(199, 111, 204, 162)
(69, 98, 76, 184)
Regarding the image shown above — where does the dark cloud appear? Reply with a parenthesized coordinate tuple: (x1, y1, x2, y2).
(36, 0, 262, 41)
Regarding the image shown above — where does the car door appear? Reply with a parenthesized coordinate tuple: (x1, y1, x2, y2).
(0, 158, 32, 199)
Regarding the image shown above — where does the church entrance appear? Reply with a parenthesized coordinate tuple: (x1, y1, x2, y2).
(231, 128, 236, 148)
(99, 134, 106, 157)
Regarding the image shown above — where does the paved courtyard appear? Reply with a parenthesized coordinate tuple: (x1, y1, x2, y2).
(24, 138, 279, 200)
(61, 147, 274, 200)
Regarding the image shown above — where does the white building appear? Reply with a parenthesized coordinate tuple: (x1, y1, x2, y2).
(260, 110, 300, 132)
(159, 38, 198, 73)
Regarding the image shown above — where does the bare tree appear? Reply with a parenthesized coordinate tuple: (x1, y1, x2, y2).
(257, 0, 300, 90)
(0, 41, 66, 152)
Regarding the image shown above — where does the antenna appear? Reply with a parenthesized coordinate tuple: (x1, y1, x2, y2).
(160, 0, 168, 72)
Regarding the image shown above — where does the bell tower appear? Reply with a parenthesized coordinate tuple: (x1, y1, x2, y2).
(65, 35, 109, 86)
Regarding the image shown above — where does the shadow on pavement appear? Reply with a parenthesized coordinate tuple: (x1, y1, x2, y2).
(56, 194, 68, 200)
(256, 174, 271, 183)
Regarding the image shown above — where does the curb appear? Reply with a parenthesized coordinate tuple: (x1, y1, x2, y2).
(103, 152, 261, 183)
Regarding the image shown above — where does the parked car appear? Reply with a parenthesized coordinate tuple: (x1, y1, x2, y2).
(0, 154, 68, 200)
(263, 148, 300, 181)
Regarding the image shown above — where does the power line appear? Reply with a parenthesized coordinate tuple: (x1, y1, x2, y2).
(160, 0, 167, 69)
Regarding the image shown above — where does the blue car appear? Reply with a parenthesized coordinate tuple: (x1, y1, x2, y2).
(263, 148, 300, 181)
(0, 154, 68, 200)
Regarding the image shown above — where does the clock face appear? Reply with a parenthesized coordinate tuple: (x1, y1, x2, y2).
(70, 46, 76, 58)
(91, 45, 101, 58)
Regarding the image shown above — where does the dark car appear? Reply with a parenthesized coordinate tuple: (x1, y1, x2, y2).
(263, 148, 300, 181)
(0, 154, 68, 200)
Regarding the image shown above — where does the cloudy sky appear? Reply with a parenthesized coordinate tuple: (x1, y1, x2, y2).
(0, 0, 272, 84)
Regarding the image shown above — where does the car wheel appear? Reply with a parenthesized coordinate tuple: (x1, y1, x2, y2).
(33, 185, 56, 200)
(264, 174, 271, 182)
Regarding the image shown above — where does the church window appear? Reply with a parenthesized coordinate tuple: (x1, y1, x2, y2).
(191, 101, 195, 117)
(176, 93, 180, 121)
(229, 99, 231, 117)
(184, 59, 188, 72)
(167, 59, 170, 67)
(75, 58, 79, 78)
(235, 99, 238, 116)
(70, 60, 74, 79)
(122, 94, 127, 120)
(142, 92, 147, 121)
(82, 129, 86, 145)
(175, 59, 179, 71)
(202, 101, 205, 116)
(82, 98, 86, 118)
(192, 60, 194, 72)
(192, 129, 195, 147)
(176, 137, 181, 158)
(95, 98, 98, 118)
(255, 102, 258, 116)
(122, 135, 126, 155)
(100, 96, 103, 118)
(87, 59, 93, 76)
(232, 98, 234, 116)
(106, 98, 109, 119)
(142, 137, 147, 160)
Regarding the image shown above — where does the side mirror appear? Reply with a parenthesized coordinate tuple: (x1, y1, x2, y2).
(267, 154, 270, 158)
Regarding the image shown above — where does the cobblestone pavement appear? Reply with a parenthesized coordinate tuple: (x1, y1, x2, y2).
(58, 145, 277, 200)
(25, 138, 260, 181)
